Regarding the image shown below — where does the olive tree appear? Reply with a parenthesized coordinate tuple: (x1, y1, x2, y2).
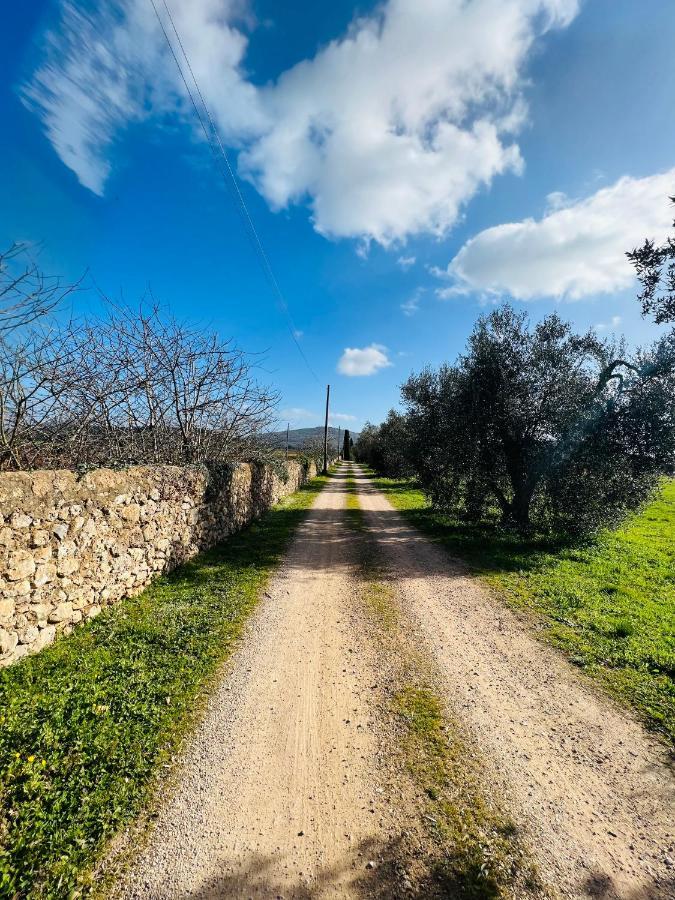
(402, 306, 675, 535)
(627, 196, 675, 325)
(353, 410, 412, 477)
(353, 422, 380, 468)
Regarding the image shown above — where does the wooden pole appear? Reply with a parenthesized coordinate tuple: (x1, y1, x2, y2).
(322, 384, 330, 475)
(337, 426, 341, 461)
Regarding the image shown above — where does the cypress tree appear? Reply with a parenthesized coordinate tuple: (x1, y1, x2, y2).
(342, 429, 351, 461)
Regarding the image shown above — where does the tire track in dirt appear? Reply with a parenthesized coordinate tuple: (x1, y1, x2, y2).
(353, 463, 675, 899)
(118, 469, 405, 899)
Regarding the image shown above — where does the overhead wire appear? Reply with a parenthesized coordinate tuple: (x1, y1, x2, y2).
(147, 0, 320, 384)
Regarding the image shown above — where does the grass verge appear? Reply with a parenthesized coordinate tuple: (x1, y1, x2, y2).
(344, 478, 545, 899)
(0, 474, 328, 899)
(370, 472, 675, 744)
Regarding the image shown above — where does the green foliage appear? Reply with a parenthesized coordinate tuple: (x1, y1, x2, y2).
(627, 196, 675, 325)
(401, 305, 675, 536)
(373, 473, 675, 742)
(342, 428, 351, 461)
(0, 476, 327, 898)
(353, 410, 412, 477)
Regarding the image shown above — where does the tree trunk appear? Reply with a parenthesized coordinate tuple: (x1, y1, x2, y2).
(509, 484, 533, 533)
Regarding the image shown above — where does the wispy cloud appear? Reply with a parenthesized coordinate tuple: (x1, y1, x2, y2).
(337, 344, 392, 377)
(594, 315, 623, 332)
(279, 407, 315, 422)
(397, 255, 416, 270)
(20, 0, 263, 195)
(400, 288, 423, 316)
(279, 407, 357, 428)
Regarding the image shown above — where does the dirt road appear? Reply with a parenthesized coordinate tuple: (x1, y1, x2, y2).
(353, 463, 674, 899)
(121, 467, 403, 899)
(120, 464, 674, 899)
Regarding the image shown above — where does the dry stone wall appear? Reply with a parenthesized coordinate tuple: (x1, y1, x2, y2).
(0, 460, 316, 666)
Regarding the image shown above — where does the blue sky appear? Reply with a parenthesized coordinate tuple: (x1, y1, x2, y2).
(2, 0, 675, 432)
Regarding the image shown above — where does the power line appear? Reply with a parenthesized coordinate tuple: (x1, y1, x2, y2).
(147, 0, 320, 383)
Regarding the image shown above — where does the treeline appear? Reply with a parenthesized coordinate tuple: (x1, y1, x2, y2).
(356, 204, 675, 538)
(0, 245, 278, 471)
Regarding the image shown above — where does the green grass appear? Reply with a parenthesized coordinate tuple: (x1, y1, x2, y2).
(344, 471, 366, 532)
(371, 473, 675, 743)
(393, 685, 544, 899)
(0, 475, 328, 899)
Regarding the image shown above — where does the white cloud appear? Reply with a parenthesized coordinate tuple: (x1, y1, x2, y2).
(280, 408, 356, 425)
(22, 0, 578, 243)
(337, 344, 392, 376)
(242, 0, 578, 245)
(435, 285, 470, 300)
(400, 288, 423, 316)
(544, 190, 570, 212)
(279, 407, 315, 422)
(397, 255, 416, 270)
(594, 315, 622, 332)
(441, 170, 675, 300)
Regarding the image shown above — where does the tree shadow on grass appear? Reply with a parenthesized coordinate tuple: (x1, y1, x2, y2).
(0, 478, 329, 899)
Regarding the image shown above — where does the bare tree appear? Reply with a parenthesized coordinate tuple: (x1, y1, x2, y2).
(0, 243, 80, 333)
(0, 244, 279, 471)
(300, 435, 325, 471)
(76, 303, 279, 466)
(0, 303, 279, 470)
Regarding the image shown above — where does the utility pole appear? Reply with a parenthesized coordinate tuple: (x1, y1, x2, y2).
(337, 426, 341, 461)
(322, 384, 330, 475)
(285, 422, 290, 460)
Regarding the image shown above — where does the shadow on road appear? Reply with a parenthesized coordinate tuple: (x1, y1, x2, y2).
(180, 836, 405, 899)
(177, 832, 514, 900)
(175, 836, 675, 900)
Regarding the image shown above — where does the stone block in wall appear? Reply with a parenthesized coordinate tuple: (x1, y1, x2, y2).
(52, 523, 68, 541)
(0, 627, 18, 655)
(48, 602, 74, 624)
(0, 598, 14, 620)
(56, 557, 79, 577)
(7, 551, 36, 582)
(34, 562, 57, 587)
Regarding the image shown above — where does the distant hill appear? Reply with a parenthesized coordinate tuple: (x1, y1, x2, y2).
(264, 426, 359, 451)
